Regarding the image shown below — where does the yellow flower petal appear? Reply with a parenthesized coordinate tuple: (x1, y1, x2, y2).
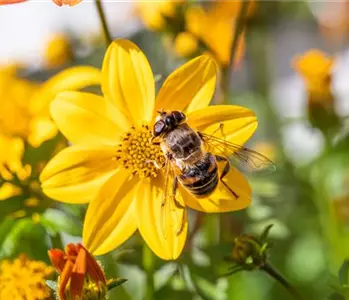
(102, 39, 155, 126)
(28, 118, 58, 148)
(50, 91, 125, 146)
(181, 166, 251, 213)
(136, 177, 188, 260)
(83, 170, 138, 255)
(0, 183, 22, 201)
(29, 66, 101, 115)
(40, 146, 118, 203)
(188, 105, 257, 144)
(155, 54, 217, 114)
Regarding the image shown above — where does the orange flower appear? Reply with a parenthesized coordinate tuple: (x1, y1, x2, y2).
(0, 0, 26, 4)
(48, 243, 107, 300)
(52, 0, 82, 7)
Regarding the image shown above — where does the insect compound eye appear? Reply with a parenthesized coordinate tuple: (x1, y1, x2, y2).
(165, 116, 174, 127)
(153, 120, 166, 137)
(172, 111, 185, 123)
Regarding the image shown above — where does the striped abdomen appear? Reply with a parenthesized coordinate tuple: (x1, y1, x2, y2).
(179, 153, 218, 197)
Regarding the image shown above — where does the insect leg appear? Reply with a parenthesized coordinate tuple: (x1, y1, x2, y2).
(216, 155, 239, 199)
(145, 152, 169, 169)
(160, 162, 171, 239)
(145, 160, 165, 169)
(211, 123, 225, 138)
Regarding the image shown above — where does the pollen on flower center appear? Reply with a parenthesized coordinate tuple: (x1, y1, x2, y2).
(115, 124, 165, 178)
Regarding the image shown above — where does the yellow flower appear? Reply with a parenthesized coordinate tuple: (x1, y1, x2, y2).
(210, 0, 257, 20)
(0, 254, 54, 300)
(0, 65, 100, 204)
(0, 65, 101, 147)
(293, 49, 333, 99)
(136, 0, 181, 31)
(43, 34, 73, 69)
(0, 134, 25, 181)
(0, 134, 39, 207)
(40, 39, 257, 260)
(174, 32, 198, 57)
(292, 49, 339, 133)
(185, 4, 245, 66)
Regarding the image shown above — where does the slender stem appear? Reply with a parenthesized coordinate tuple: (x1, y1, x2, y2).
(222, 0, 250, 95)
(49, 232, 64, 249)
(262, 263, 306, 300)
(95, 0, 112, 46)
(143, 244, 155, 300)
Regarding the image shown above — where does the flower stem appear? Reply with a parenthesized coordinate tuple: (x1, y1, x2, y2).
(143, 244, 155, 300)
(49, 232, 64, 249)
(222, 0, 250, 95)
(262, 263, 305, 300)
(95, 0, 112, 46)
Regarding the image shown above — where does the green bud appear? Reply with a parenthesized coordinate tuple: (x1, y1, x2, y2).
(231, 234, 268, 270)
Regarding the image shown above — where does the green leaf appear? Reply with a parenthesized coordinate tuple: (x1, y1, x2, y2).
(107, 278, 128, 291)
(0, 218, 16, 247)
(0, 218, 49, 261)
(40, 208, 82, 236)
(328, 292, 346, 300)
(338, 260, 349, 285)
(259, 224, 274, 243)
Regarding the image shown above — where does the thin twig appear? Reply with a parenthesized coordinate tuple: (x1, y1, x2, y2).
(262, 263, 306, 300)
(95, 0, 112, 46)
(223, 0, 251, 94)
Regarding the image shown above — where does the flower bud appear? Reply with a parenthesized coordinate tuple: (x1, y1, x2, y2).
(232, 234, 268, 270)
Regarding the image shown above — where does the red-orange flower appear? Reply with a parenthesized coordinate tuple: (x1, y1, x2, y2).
(0, 0, 26, 5)
(48, 243, 106, 300)
(52, 0, 82, 7)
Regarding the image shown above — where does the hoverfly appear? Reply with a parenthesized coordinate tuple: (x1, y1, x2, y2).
(151, 110, 276, 236)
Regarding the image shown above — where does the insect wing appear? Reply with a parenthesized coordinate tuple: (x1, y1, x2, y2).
(160, 160, 187, 239)
(200, 133, 276, 175)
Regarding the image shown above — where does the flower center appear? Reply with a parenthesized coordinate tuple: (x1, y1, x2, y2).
(115, 125, 165, 178)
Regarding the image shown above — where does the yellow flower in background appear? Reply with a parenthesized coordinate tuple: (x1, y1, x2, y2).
(137, 0, 247, 67)
(40, 39, 257, 260)
(293, 49, 340, 133)
(210, 0, 257, 20)
(185, 4, 245, 67)
(43, 34, 73, 69)
(0, 64, 100, 208)
(0, 68, 39, 140)
(0, 134, 36, 206)
(136, 0, 182, 31)
(0, 65, 100, 147)
(174, 32, 198, 57)
(293, 49, 333, 100)
(0, 135, 29, 198)
(0, 254, 54, 300)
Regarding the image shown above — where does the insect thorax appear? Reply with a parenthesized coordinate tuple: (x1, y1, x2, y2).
(162, 123, 202, 160)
